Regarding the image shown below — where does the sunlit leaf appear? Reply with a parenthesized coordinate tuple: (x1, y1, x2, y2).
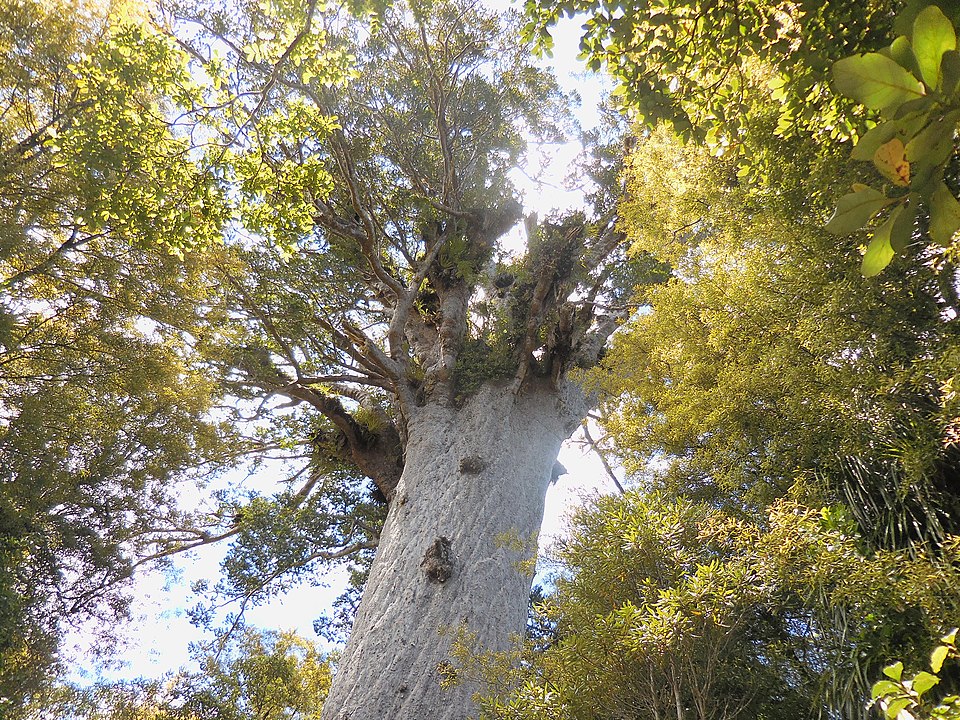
(873, 679, 904, 699)
(912, 5, 956, 89)
(931, 644, 950, 673)
(833, 53, 925, 112)
(884, 697, 913, 719)
(873, 138, 910, 186)
(911, 671, 939, 696)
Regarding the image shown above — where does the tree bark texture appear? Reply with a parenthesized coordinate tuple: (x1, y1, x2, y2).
(320, 381, 585, 719)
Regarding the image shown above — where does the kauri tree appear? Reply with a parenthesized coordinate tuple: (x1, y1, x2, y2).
(154, 0, 638, 717)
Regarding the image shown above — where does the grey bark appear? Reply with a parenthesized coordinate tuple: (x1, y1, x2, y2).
(320, 380, 585, 720)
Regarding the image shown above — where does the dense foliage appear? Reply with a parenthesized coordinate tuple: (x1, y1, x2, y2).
(24, 628, 331, 720)
(472, 494, 960, 719)
(6, 0, 960, 716)
(1, 0, 237, 708)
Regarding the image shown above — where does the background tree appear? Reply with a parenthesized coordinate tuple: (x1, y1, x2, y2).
(471, 494, 960, 720)
(25, 628, 331, 720)
(0, 0, 242, 711)
(600, 111, 960, 548)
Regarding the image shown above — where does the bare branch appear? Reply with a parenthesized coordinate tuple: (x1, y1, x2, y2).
(582, 424, 625, 495)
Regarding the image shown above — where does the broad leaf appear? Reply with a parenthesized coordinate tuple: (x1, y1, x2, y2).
(873, 679, 903, 699)
(825, 186, 893, 234)
(833, 53, 925, 113)
(862, 207, 899, 277)
(904, 111, 960, 166)
(873, 138, 910, 186)
(884, 697, 913, 719)
(891, 195, 917, 251)
(930, 182, 960, 245)
(851, 122, 900, 161)
(931, 644, 950, 673)
(912, 5, 956, 89)
(889, 35, 919, 77)
(911, 671, 940, 696)
(884, 661, 905, 681)
(942, 50, 960, 96)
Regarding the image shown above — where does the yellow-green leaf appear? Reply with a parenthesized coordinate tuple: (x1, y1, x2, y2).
(862, 208, 900, 277)
(932, 644, 949, 673)
(873, 679, 903, 699)
(873, 138, 910, 186)
(912, 671, 940, 696)
(826, 186, 894, 234)
(884, 661, 905, 681)
(912, 5, 957, 89)
(884, 697, 913, 719)
(833, 53, 925, 113)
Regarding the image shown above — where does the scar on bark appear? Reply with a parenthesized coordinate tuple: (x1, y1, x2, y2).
(459, 455, 486, 474)
(421, 536, 453, 583)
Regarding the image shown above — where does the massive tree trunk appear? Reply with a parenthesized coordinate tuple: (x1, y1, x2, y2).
(320, 381, 585, 719)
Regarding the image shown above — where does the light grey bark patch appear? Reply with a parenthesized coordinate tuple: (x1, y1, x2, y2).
(320, 382, 587, 720)
(459, 455, 486, 474)
(421, 536, 453, 583)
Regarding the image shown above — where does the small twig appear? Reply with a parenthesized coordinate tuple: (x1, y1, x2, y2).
(582, 424, 625, 495)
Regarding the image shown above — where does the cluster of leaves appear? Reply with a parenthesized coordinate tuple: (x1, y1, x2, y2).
(473, 494, 960, 719)
(521, 0, 894, 146)
(0, 1, 246, 709)
(595, 125, 960, 535)
(24, 628, 331, 720)
(188, 470, 383, 638)
(826, 4, 960, 275)
(873, 630, 960, 719)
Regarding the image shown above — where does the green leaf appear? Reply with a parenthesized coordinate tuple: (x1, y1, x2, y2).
(885, 697, 913, 719)
(889, 35, 920, 77)
(894, 95, 936, 118)
(941, 50, 960, 96)
(930, 183, 960, 245)
(851, 122, 900, 161)
(932, 645, 950, 673)
(891, 195, 918, 251)
(912, 671, 940, 696)
(912, 5, 956, 89)
(874, 679, 904, 699)
(862, 208, 900, 277)
(833, 53, 925, 113)
(905, 111, 960, 165)
(885, 661, 905, 681)
(825, 186, 894, 234)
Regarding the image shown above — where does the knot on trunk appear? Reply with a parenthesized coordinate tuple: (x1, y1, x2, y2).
(421, 536, 453, 583)
(459, 455, 486, 474)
